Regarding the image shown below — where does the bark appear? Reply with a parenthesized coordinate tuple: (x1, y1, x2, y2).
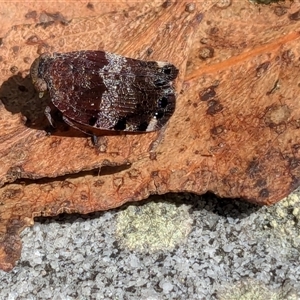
(0, 0, 300, 271)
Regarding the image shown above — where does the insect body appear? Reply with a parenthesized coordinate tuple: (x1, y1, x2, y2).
(30, 50, 178, 134)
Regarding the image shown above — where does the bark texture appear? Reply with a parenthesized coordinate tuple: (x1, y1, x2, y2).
(0, 0, 300, 271)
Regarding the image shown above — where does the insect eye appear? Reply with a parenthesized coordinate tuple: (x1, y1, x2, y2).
(162, 65, 178, 80)
(163, 66, 172, 75)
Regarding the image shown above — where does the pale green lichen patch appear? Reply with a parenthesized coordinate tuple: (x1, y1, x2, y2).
(217, 279, 297, 300)
(115, 200, 193, 252)
(262, 191, 300, 247)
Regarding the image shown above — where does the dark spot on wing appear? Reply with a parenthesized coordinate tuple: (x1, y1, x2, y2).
(114, 117, 127, 130)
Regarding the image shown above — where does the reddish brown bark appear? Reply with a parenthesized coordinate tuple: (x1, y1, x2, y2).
(0, 0, 300, 271)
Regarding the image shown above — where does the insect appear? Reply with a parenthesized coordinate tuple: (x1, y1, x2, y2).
(30, 50, 178, 135)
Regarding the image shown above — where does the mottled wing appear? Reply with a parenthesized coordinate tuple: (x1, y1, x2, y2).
(42, 50, 178, 132)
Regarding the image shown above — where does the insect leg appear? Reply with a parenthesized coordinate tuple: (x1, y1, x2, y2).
(44, 106, 56, 128)
(62, 116, 99, 145)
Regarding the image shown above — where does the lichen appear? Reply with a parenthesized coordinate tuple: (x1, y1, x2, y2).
(115, 199, 193, 251)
